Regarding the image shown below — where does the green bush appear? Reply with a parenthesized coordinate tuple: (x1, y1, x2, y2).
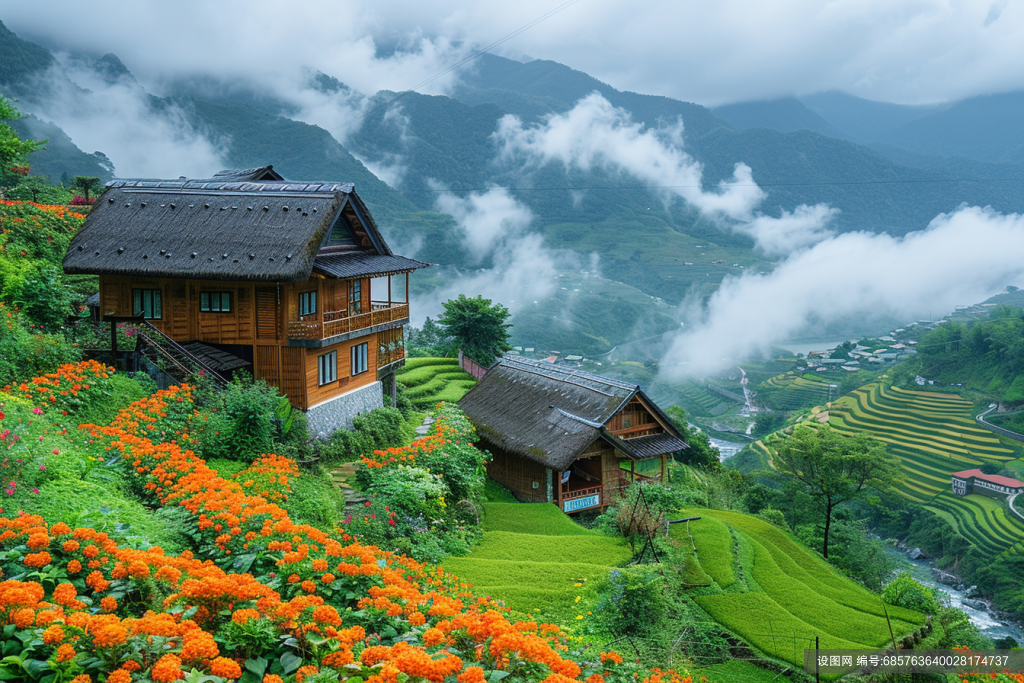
(599, 567, 666, 638)
(756, 507, 790, 531)
(195, 373, 280, 463)
(284, 470, 344, 529)
(0, 309, 80, 387)
(320, 407, 405, 463)
(883, 573, 940, 614)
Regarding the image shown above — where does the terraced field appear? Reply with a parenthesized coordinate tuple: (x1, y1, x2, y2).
(677, 508, 925, 668)
(441, 502, 630, 615)
(828, 383, 1018, 504)
(758, 372, 833, 410)
(396, 357, 477, 409)
(925, 492, 1024, 557)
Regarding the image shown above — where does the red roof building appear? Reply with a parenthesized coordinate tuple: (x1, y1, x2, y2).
(950, 469, 1024, 499)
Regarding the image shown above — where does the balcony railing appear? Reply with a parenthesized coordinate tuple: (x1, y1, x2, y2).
(377, 346, 406, 368)
(288, 302, 409, 341)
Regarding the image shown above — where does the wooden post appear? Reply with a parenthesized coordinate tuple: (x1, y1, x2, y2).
(630, 460, 635, 482)
(661, 454, 666, 482)
(387, 275, 392, 306)
(405, 273, 409, 305)
(556, 471, 562, 510)
(391, 373, 397, 408)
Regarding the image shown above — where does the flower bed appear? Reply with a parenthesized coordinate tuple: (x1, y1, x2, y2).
(4, 359, 113, 415)
(0, 366, 709, 683)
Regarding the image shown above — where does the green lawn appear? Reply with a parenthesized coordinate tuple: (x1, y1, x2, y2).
(442, 502, 630, 617)
(678, 508, 925, 668)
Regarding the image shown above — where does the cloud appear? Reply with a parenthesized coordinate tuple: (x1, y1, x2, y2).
(24, 57, 225, 178)
(738, 204, 840, 255)
(434, 185, 533, 261)
(411, 186, 575, 324)
(495, 92, 765, 221)
(5, 1, 1024, 107)
(495, 92, 837, 251)
(659, 206, 1024, 377)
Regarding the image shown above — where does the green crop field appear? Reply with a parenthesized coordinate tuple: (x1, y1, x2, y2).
(442, 502, 630, 616)
(676, 508, 925, 668)
(758, 372, 834, 411)
(825, 381, 1024, 556)
(396, 357, 477, 408)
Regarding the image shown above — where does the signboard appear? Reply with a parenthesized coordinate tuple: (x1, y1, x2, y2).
(563, 493, 600, 513)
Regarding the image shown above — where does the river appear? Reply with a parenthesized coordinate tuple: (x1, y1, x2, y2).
(889, 549, 1024, 643)
(708, 435, 748, 460)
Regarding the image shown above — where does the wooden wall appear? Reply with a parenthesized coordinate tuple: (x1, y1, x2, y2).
(98, 274, 384, 412)
(486, 446, 549, 503)
(304, 335, 378, 409)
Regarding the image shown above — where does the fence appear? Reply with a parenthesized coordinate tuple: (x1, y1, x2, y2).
(458, 350, 490, 380)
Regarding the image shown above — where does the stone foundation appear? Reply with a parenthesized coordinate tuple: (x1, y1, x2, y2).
(305, 381, 383, 438)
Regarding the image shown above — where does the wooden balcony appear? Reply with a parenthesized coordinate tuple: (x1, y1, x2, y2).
(288, 301, 409, 341)
(560, 485, 603, 513)
(377, 346, 406, 368)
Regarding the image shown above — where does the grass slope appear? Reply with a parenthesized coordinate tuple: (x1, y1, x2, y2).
(442, 502, 630, 616)
(677, 508, 924, 667)
(397, 358, 477, 409)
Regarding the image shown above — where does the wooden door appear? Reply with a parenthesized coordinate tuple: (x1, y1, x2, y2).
(256, 287, 279, 340)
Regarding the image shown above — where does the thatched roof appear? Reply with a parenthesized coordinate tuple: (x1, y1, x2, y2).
(459, 356, 688, 471)
(62, 167, 423, 282)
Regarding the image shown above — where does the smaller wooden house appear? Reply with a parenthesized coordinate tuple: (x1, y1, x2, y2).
(459, 356, 689, 513)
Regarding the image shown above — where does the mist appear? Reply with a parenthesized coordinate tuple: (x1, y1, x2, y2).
(659, 206, 1024, 378)
(494, 92, 838, 252)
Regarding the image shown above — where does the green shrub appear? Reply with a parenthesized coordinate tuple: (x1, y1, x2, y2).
(756, 507, 790, 531)
(599, 567, 667, 638)
(321, 406, 405, 463)
(0, 309, 80, 387)
(284, 470, 344, 529)
(195, 373, 280, 463)
(883, 573, 940, 614)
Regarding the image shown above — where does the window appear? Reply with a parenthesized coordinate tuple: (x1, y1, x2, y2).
(351, 342, 368, 375)
(348, 279, 362, 314)
(299, 290, 317, 316)
(132, 289, 162, 319)
(200, 291, 232, 312)
(318, 350, 337, 385)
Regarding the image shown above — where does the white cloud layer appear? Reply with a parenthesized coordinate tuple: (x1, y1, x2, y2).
(4, 0, 1023, 106)
(660, 206, 1024, 377)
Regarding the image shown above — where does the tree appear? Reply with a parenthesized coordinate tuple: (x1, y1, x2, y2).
(436, 294, 511, 365)
(0, 95, 45, 189)
(665, 405, 721, 470)
(771, 425, 901, 558)
(71, 176, 101, 203)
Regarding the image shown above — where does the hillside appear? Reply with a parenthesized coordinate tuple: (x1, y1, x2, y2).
(676, 508, 925, 667)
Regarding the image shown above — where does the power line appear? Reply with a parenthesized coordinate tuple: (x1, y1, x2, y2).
(395, 177, 1024, 194)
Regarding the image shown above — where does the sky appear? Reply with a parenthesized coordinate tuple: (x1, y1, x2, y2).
(4, 0, 1023, 107)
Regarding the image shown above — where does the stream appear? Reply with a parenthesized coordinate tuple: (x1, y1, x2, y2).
(708, 436, 748, 460)
(888, 548, 1024, 643)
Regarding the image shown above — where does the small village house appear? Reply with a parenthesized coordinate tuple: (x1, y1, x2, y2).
(950, 469, 1024, 501)
(62, 166, 427, 435)
(458, 356, 689, 513)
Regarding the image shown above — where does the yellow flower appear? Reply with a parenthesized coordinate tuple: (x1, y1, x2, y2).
(587, 611, 592, 615)
(574, 596, 581, 603)
(573, 582, 583, 587)
(575, 615, 584, 620)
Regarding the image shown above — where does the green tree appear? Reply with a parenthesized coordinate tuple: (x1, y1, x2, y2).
(771, 425, 901, 558)
(665, 405, 721, 470)
(71, 175, 101, 203)
(0, 95, 45, 189)
(436, 294, 511, 365)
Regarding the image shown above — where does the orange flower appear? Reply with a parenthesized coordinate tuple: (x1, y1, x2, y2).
(55, 644, 76, 662)
(459, 667, 486, 683)
(42, 625, 65, 645)
(108, 671, 132, 683)
(295, 666, 319, 683)
(100, 596, 118, 612)
(151, 654, 183, 682)
(66, 559, 82, 574)
(209, 657, 242, 679)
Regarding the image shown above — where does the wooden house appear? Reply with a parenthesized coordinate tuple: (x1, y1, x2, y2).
(458, 356, 689, 513)
(62, 165, 427, 435)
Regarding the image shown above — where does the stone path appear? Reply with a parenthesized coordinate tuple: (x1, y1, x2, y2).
(329, 461, 368, 510)
(330, 416, 436, 511)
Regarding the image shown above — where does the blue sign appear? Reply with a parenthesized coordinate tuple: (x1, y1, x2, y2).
(563, 494, 600, 513)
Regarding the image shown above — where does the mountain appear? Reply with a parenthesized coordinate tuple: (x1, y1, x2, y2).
(797, 91, 943, 143)
(875, 90, 1024, 164)
(9, 114, 114, 182)
(712, 97, 846, 138)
